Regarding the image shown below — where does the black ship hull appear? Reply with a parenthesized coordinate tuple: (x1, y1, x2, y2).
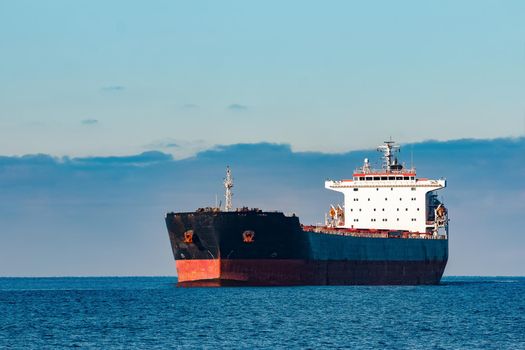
(166, 211, 448, 286)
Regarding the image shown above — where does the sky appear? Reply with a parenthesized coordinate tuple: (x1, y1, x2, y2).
(0, 138, 524, 277)
(0, 1, 524, 277)
(1, 0, 524, 157)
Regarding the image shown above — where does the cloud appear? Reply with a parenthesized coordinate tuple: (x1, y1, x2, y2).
(101, 85, 125, 92)
(81, 119, 98, 125)
(164, 143, 180, 148)
(228, 103, 248, 111)
(0, 137, 524, 276)
(144, 139, 209, 159)
(181, 104, 198, 109)
(147, 141, 181, 149)
(69, 151, 173, 166)
(145, 140, 184, 149)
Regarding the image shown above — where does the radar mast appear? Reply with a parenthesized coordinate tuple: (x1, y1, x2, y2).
(377, 140, 400, 172)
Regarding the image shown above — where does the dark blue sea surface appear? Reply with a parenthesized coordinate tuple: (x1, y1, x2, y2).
(0, 277, 524, 349)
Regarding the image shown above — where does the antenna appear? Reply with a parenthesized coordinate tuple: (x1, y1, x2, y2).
(377, 140, 399, 172)
(224, 166, 233, 212)
(410, 145, 414, 170)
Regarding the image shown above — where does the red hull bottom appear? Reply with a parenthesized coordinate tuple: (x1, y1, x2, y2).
(175, 259, 446, 286)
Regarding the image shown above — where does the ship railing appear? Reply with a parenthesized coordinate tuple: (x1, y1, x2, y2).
(353, 167, 417, 175)
(301, 225, 445, 240)
(426, 220, 447, 227)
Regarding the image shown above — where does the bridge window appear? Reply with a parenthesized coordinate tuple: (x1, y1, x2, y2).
(366, 177, 373, 181)
(381, 177, 387, 181)
(374, 177, 380, 181)
(388, 177, 395, 180)
(396, 177, 403, 180)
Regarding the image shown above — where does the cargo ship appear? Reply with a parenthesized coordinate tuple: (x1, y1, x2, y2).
(165, 141, 449, 286)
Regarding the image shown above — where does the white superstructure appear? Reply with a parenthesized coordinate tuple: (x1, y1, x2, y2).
(325, 141, 448, 236)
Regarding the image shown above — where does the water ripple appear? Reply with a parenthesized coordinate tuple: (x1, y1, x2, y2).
(0, 277, 524, 349)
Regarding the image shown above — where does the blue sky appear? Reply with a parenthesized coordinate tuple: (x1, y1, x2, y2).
(0, 2, 524, 276)
(1, 1, 524, 157)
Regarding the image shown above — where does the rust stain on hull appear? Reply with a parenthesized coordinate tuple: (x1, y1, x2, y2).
(176, 259, 446, 286)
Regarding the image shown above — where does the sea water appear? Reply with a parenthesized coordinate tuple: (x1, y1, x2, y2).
(0, 277, 523, 349)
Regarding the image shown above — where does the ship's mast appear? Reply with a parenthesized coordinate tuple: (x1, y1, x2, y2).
(377, 140, 400, 172)
(224, 166, 233, 212)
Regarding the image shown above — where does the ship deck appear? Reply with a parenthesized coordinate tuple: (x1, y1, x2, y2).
(301, 225, 447, 240)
